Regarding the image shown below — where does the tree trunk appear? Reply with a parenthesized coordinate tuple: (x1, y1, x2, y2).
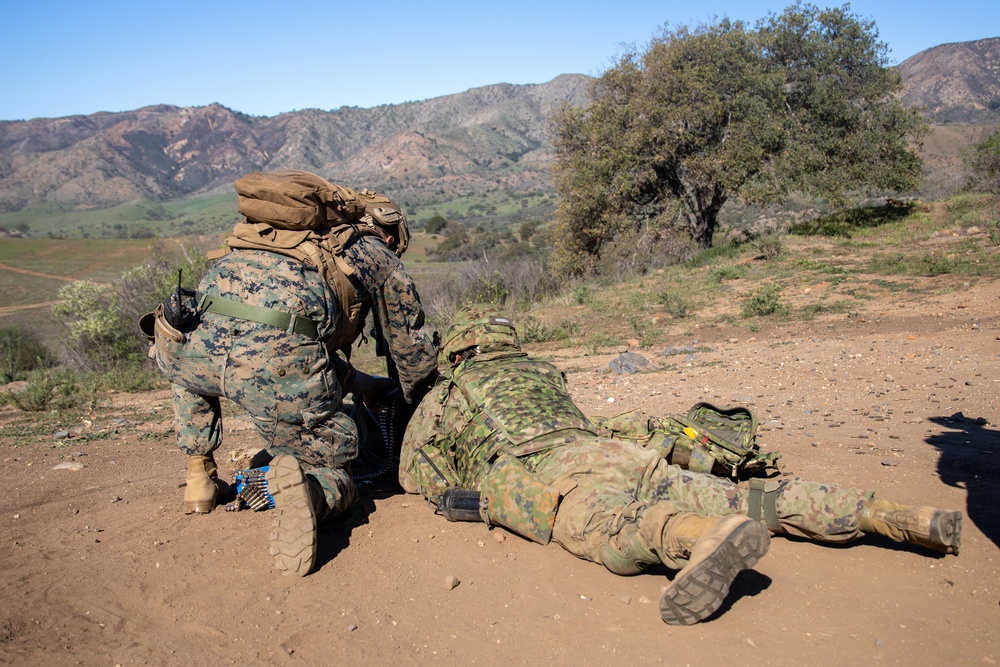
(685, 184, 726, 249)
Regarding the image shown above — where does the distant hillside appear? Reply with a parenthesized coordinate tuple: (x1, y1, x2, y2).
(0, 75, 591, 227)
(2, 37, 1000, 238)
(898, 37, 1000, 124)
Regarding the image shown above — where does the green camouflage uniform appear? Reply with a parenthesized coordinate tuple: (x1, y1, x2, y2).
(156, 237, 437, 520)
(400, 308, 874, 574)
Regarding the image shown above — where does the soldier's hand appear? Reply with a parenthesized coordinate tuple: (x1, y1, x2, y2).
(351, 371, 399, 406)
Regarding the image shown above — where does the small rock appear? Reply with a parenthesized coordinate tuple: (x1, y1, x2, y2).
(53, 461, 84, 471)
(579, 595, 592, 601)
(638, 596, 652, 604)
(620, 596, 632, 605)
(347, 624, 358, 632)
(881, 459, 899, 467)
(445, 576, 460, 590)
(609, 351, 650, 374)
(54, 431, 70, 440)
(492, 532, 505, 543)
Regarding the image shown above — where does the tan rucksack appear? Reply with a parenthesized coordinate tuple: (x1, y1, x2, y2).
(234, 170, 409, 255)
(234, 170, 365, 230)
(217, 170, 408, 356)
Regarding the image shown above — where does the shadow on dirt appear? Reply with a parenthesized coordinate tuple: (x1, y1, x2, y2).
(926, 412, 999, 550)
(707, 570, 773, 622)
(314, 487, 399, 572)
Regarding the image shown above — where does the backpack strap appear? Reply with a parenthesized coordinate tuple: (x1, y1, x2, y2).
(197, 292, 319, 340)
(748, 478, 783, 533)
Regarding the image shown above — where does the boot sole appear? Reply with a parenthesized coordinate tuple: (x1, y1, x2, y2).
(265, 455, 317, 577)
(659, 520, 770, 626)
(183, 499, 216, 514)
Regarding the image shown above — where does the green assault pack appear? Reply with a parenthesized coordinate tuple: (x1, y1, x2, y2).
(593, 401, 781, 478)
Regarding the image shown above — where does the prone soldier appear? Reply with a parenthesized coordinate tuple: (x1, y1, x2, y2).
(399, 305, 962, 625)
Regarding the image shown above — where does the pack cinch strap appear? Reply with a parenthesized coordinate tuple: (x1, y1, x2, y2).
(197, 292, 319, 340)
(748, 478, 783, 533)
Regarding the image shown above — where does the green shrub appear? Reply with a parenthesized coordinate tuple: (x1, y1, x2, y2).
(753, 235, 784, 261)
(657, 291, 692, 318)
(52, 240, 211, 373)
(4, 369, 85, 412)
(964, 128, 1000, 194)
(0, 325, 50, 383)
(711, 264, 746, 281)
(742, 284, 785, 317)
(519, 315, 578, 344)
(872, 252, 958, 277)
(571, 285, 592, 305)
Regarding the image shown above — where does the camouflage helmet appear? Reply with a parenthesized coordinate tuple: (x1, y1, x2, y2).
(358, 189, 410, 258)
(441, 304, 520, 366)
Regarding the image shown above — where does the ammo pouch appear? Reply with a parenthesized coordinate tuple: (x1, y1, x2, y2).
(479, 454, 560, 545)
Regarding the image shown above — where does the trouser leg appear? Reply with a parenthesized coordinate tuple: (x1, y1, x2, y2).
(267, 408, 359, 522)
(170, 384, 224, 513)
(528, 439, 677, 573)
(646, 464, 874, 543)
(172, 384, 222, 456)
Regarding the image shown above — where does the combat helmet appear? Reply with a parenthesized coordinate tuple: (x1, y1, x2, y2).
(441, 303, 520, 366)
(358, 190, 410, 258)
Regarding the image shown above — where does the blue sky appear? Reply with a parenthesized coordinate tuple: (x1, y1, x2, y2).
(1, 0, 996, 121)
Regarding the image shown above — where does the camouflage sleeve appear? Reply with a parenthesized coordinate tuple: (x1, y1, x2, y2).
(399, 381, 458, 497)
(343, 236, 438, 403)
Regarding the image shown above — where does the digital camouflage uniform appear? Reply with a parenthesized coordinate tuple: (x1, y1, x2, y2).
(401, 306, 959, 585)
(156, 235, 437, 521)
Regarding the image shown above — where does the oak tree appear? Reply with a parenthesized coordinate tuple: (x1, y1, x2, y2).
(551, 2, 928, 275)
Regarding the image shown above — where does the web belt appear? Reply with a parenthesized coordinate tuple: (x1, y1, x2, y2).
(197, 292, 319, 340)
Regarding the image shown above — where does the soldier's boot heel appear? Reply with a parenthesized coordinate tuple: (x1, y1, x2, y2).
(184, 454, 219, 514)
(266, 455, 319, 576)
(659, 515, 770, 626)
(860, 499, 962, 555)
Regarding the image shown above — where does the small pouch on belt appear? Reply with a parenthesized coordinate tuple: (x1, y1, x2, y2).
(153, 303, 186, 344)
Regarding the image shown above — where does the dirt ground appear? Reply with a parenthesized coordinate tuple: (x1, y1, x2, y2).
(1, 276, 998, 667)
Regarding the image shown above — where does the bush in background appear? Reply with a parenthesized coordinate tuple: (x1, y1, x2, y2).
(0, 325, 51, 383)
(52, 240, 211, 375)
(742, 284, 785, 317)
(964, 128, 1000, 195)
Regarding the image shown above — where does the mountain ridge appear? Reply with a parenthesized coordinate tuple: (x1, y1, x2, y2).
(0, 74, 591, 217)
(1, 38, 998, 222)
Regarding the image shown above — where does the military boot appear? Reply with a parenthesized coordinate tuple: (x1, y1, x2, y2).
(265, 455, 328, 577)
(860, 499, 961, 555)
(184, 454, 220, 514)
(659, 514, 770, 626)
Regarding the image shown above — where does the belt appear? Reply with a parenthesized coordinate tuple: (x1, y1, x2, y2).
(196, 292, 319, 340)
